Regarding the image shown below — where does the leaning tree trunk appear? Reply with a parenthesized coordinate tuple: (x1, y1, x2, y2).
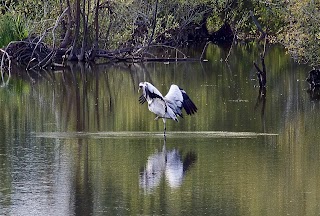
(60, 0, 73, 48)
(68, 0, 81, 61)
(88, 0, 100, 61)
(78, 0, 87, 61)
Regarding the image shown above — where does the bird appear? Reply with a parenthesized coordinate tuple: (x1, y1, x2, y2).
(138, 81, 197, 135)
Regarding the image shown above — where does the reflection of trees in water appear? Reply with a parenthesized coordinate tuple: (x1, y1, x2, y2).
(27, 62, 154, 132)
(11, 59, 204, 133)
(254, 86, 266, 132)
(139, 138, 196, 193)
(74, 138, 93, 216)
(128, 63, 154, 91)
(307, 87, 320, 101)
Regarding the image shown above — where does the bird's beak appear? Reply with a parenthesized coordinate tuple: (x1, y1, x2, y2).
(138, 86, 142, 93)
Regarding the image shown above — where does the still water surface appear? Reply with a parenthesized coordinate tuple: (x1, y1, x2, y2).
(1, 44, 320, 215)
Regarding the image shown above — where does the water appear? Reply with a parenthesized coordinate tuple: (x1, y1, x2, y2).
(1, 44, 320, 215)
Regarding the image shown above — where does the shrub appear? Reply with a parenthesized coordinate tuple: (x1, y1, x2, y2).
(0, 11, 28, 48)
(278, 1, 320, 65)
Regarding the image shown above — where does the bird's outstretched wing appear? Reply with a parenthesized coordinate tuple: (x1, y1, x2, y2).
(180, 88, 198, 115)
(164, 85, 197, 116)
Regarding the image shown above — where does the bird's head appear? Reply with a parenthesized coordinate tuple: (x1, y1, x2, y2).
(138, 82, 147, 93)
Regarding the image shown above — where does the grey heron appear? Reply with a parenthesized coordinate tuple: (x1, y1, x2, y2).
(138, 82, 198, 135)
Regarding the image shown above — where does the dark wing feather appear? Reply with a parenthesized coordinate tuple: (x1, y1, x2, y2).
(181, 90, 198, 115)
(139, 94, 146, 104)
(146, 87, 164, 101)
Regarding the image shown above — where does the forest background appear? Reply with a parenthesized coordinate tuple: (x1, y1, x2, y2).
(0, 0, 319, 67)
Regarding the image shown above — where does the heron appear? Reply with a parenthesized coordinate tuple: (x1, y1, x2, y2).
(138, 82, 198, 135)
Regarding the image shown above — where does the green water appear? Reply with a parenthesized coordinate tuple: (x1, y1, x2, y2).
(1, 44, 320, 216)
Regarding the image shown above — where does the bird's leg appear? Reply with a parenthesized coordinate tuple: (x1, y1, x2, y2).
(154, 116, 159, 120)
(163, 118, 166, 137)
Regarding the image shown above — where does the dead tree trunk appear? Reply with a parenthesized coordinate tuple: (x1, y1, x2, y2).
(60, 1, 73, 48)
(68, 0, 81, 61)
(254, 53, 266, 88)
(250, 11, 266, 40)
(147, 0, 158, 49)
(253, 16, 267, 89)
(78, 0, 87, 61)
(88, 0, 100, 61)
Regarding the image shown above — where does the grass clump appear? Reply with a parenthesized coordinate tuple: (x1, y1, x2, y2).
(0, 11, 28, 48)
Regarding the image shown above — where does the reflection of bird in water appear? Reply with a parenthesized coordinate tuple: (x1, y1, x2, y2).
(139, 139, 197, 192)
(138, 82, 197, 136)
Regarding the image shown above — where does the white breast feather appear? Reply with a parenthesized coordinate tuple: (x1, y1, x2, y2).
(148, 98, 166, 117)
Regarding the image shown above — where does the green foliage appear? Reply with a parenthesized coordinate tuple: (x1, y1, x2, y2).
(278, 1, 320, 65)
(1, 0, 319, 65)
(205, 0, 320, 65)
(206, 0, 285, 38)
(0, 11, 28, 47)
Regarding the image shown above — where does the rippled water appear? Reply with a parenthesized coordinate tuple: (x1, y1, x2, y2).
(1, 44, 320, 215)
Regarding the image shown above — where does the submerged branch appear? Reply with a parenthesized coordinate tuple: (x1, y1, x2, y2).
(254, 53, 267, 88)
(254, 35, 268, 88)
